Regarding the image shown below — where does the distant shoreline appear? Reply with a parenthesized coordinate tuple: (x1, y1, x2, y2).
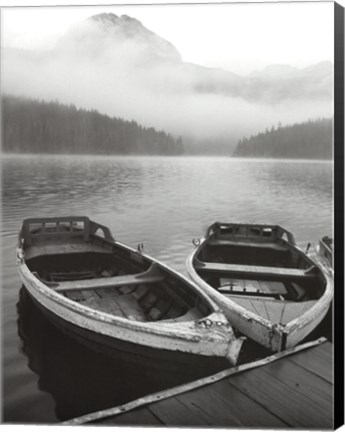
(2, 152, 333, 163)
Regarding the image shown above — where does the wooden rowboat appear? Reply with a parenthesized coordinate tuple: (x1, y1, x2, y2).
(17, 216, 244, 367)
(186, 222, 333, 352)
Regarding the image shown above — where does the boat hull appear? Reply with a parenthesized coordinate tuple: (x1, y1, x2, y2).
(22, 286, 230, 374)
(19, 259, 243, 366)
(17, 216, 245, 365)
(186, 226, 333, 352)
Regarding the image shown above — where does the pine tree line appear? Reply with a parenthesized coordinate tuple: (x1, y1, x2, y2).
(233, 119, 332, 159)
(2, 95, 183, 155)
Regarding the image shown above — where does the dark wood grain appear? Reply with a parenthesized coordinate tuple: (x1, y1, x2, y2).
(177, 380, 288, 428)
(68, 340, 333, 429)
(287, 341, 333, 383)
(100, 407, 163, 426)
(228, 357, 333, 428)
(148, 396, 213, 426)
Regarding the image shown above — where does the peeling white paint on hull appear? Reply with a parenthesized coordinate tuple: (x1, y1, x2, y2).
(186, 222, 333, 352)
(19, 265, 242, 365)
(17, 217, 244, 367)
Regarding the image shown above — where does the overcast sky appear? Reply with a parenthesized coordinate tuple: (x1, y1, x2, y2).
(1, 1, 334, 75)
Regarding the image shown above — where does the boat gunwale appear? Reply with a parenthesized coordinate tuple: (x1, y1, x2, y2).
(186, 230, 333, 338)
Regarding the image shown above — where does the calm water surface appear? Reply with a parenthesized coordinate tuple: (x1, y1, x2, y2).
(2, 155, 333, 423)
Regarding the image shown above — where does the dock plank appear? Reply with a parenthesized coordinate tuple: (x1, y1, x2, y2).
(177, 380, 288, 428)
(260, 360, 332, 408)
(62, 339, 333, 429)
(287, 342, 333, 383)
(100, 407, 163, 426)
(228, 357, 333, 428)
(148, 396, 212, 426)
(175, 394, 223, 426)
(173, 384, 244, 427)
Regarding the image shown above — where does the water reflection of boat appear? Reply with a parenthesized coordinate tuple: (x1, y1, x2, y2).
(17, 216, 243, 368)
(17, 287, 229, 422)
(187, 222, 333, 352)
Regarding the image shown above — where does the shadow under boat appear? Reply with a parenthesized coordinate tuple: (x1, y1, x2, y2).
(16, 287, 234, 422)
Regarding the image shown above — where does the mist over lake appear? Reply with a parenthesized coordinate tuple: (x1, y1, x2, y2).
(2, 10, 333, 152)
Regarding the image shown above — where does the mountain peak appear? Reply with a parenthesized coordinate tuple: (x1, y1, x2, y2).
(89, 13, 119, 23)
(55, 13, 182, 63)
(88, 13, 141, 28)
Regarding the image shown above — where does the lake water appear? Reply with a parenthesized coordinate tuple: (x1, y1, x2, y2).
(1, 155, 333, 423)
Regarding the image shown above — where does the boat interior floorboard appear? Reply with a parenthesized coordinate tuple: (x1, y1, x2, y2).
(27, 245, 210, 325)
(227, 295, 317, 325)
(64, 281, 203, 324)
(162, 307, 203, 323)
(116, 294, 147, 322)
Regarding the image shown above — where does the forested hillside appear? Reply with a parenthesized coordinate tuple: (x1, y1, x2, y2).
(232, 119, 332, 159)
(2, 96, 183, 155)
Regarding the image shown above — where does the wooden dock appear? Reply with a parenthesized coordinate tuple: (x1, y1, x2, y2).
(63, 338, 333, 429)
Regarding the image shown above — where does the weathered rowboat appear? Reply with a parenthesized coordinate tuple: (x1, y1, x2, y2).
(16, 287, 224, 420)
(17, 216, 244, 367)
(186, 222, 333, 352)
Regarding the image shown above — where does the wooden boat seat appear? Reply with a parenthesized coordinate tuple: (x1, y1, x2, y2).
(51, 263, 165, 293)
(208, 239, 288, 251)
(218, 278, 287, 296)
(25, 239, 111, 260)
(194, 259, 317, 279)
